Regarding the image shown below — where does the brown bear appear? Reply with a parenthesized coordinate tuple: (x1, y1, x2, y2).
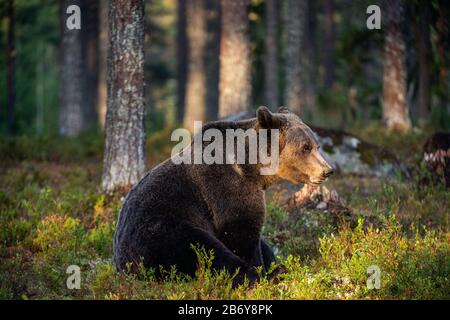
(423, 132, 450, 187)
(113, 106, 333, 284)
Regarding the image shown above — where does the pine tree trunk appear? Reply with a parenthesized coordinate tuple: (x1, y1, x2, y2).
(59, 0, 85, 137)
(205, 0, 220, 121)
(284, 0, 305, 115)
(183, 0, 207, 131)
(6, 0, 15, 135)
(436, 0, 449, 113)
(176, 0, 187, 124)
(303, 0, 317, 117)
(83, 0, 99, 129)
(417, 0, 431, 122)
(323, 0, 335, 89)
(264, 0, 279, 110)
(218, 0, 251, 118)
(98, 0, 108, 129)
(382, 0, 411, 133)
(102, 0, 146, 194)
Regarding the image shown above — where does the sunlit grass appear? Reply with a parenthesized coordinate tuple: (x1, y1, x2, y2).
(0, 130, 448, 299)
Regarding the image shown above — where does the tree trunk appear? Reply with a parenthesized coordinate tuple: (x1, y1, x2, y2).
(98, 0, 108, 129)
(303, 0, 317, 117)
(176, 0, 187, 124)
(218, 0, 251, 118)
(264, 0, 279, 110)
(416, 0, 431, 122)
(284, 0, 305, 115)
(102, 0, 146, 194)
(83, 0, 99, 129)
(382, 0, 411, 133)
(59, 0, 85, 137)
(6, 0, 15, 135)
(323, 0, 335, 89)
(183, 0, 207, 132)
(436, 0, 449, 113)
(205, 0, 220, 122)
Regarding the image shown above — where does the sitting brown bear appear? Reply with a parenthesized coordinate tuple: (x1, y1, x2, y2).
(422, 131, 450, 187)
(113, 106, 333, 285)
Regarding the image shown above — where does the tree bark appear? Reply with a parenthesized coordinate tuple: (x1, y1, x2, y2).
(6, 0, 15, 135)
(382, 0, 411, 133)
(284, 0, 306, 115)
(59, 0, 85, 137)
(183, 0, 207, 131)
(323, 0, 335, 89)
(416, 0, 431, 122)
(98, 0, 108, 129)
(176, 0, 187, 124)
(436, 0, 449, 112)
(83, 0, 99, 129)
(264, 0, 279, 111)
(218, 0, 251, 118)
(303, 0, 317, 117)
(205, 0, 220, 122)
(102, 0, 146, 194)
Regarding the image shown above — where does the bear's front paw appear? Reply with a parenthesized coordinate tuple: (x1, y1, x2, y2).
(267, 264, 288, 283)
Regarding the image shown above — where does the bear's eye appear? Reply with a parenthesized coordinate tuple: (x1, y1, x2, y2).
(303, 144, 312, 153)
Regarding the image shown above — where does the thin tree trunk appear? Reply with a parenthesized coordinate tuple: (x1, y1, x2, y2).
(102, 0, 146, 194)
(205, 0, 220, 121)
(59, 0, 85, 137)
(183, 0, 207, 132)
(264, 0, 279, 110)
(36, 43, 45, 134)
(6, 0, 15, 135)
(323, 0, 335, 89)
(218, 0, 251, 118)
(98, 0, 108, 129)
(284, 0, 305, 115)
(436, 0, 449, 114)
(382, 0, 411, 133)
(83, 0, 99, 129)
(176, 0, 187, 123)
(417, 0, 431, 122)
(303, 0, 317, 117)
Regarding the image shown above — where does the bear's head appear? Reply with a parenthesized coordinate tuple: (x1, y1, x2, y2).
(256, 106, 334, 186)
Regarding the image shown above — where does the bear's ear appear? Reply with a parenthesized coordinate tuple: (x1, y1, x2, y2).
(257, 106, 282, 129)
(277, 106, 291, 114)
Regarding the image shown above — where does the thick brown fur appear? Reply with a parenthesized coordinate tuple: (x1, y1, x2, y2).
(113, 107, 333, 285)
(422, 132, 450, 187)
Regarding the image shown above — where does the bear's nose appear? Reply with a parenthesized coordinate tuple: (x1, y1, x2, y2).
(322, 168, 334, 178)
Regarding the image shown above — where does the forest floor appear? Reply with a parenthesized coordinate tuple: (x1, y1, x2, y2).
(0, 124, 449, 299)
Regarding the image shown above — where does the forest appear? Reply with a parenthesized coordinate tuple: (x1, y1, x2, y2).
(0, 0, 449, 300)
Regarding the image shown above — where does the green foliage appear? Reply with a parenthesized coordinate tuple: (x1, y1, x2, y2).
(0, 132, 449, 299)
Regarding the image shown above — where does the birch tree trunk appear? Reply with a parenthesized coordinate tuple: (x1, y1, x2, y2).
(183, 0, 207, 132)
(102, 0, 146, 194)
(382, 0, 411, 133)
(59, 0, 84, 137)
(218, 0, 251, 118)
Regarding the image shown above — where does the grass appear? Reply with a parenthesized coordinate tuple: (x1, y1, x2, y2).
(0, 125, 448, 300)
